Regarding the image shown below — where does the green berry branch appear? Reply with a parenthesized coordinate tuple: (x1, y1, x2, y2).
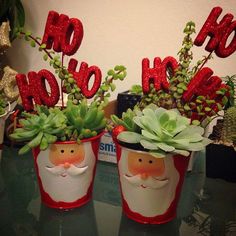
(131, 21, 228, 126)
(92, 65, 127, 108)
(15, 28, 127, 108)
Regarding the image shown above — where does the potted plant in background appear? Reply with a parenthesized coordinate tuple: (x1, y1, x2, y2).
(0, 0, 25, 160)
(9, 10, 127, 209)
(206, 74, 236, 182)
(110, 20, 230, 224)
(0, 0, 25, 41)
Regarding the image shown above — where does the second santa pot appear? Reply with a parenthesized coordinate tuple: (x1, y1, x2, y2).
(115, 143, 190, 224)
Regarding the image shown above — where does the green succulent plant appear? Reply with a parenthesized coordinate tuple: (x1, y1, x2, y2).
(10, 99, 108, 154)
(117, 105, 212, 157)
(10, 105, 67, 154)
(63, 99, 106, 141)
(111, 108, 139, 132)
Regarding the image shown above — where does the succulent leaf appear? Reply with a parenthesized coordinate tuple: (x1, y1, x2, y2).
(117, 131, 143, 143)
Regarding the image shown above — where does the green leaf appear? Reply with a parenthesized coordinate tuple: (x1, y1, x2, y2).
(30, 40, 36, 47)
(204, 107, 211, 112)
(196, 99, 202, 104)
(156, 142, 175, 152)
(149, 151, 166, 158)
(177, 83, 185, 88)
(114, 65, 121, 71)
(107, 69, 114, 76)
(140, 139, 158, 150)
(25, 31, 32, 37)
(222, 96, 228, 105)
(19, 144, 31, 155)
(196, 95, 205, 100)
(40, 43, 47, 49)
(216, 90, 224, 95)
(114, 65, 126, 71)
(110, 83, 116, 91)
(43, 54, 48, 61)
(197, 106, 202, 113)
(24, 35, 30, 41)
(192, 120, 200, 126)
(119, 71, 127, 80)
(55, 60, 61, 66)
(177, 88, 184, 94)
(40, 137, 49, 150)
(15, 0, 25, 27)
(217, 103, 223, 111)
(173, 149, 190, 157)
(206, 99, 215, 105)
(184, 104, 191, 111)
(174, 126, 204, 141)
(117, 131, 142, 143)
(101, 85, 109, 91)
(141, 130, 161, 141)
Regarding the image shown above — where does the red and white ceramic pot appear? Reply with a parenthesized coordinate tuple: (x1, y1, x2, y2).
(32, 132, 104, 209)
(115, 143, 190, 224)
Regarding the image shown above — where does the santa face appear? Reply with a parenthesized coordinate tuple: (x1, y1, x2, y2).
(118, 148, 180, 218)
(35, 141, 96, 203)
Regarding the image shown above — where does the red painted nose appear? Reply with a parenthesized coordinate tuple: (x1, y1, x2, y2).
(64, 162, 71, 169)
(140, 173, 149, 180)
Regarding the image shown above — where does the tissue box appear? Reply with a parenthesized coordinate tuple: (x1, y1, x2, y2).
(98, 132, 117, 163)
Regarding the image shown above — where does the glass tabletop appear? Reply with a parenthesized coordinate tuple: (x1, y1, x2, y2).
(0, 145, 236, 236)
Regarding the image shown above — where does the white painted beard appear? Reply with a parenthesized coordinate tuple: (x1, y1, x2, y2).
(46, 164, 88, 177)
(36, 142, 96, 203)
(124, 174, 169, 189)
(119, 150, 180, 217)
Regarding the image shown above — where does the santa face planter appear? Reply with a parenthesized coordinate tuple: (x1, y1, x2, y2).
(32, 133, 102, 209)
(116, 144, 189, 224)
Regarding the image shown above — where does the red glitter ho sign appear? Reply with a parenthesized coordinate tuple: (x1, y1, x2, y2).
(16, 11, 102, 111)
(142, 7, 235, 104)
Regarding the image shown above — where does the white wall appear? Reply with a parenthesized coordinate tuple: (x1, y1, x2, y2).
(6, 0, 236, 100)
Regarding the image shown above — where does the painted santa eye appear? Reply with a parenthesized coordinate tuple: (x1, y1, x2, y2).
(71, 150, 74, 153)
(149, 160, 153, 164)
(60, 150, 64, 153)
(138, 158, 142, 162)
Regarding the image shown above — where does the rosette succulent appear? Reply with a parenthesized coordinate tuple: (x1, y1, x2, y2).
(9, 99, 108, 154)
(10, 105, 67, 154)
(117, 105, 212, 157)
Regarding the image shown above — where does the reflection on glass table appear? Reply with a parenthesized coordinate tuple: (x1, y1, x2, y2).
(0, 146, 236, 236)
